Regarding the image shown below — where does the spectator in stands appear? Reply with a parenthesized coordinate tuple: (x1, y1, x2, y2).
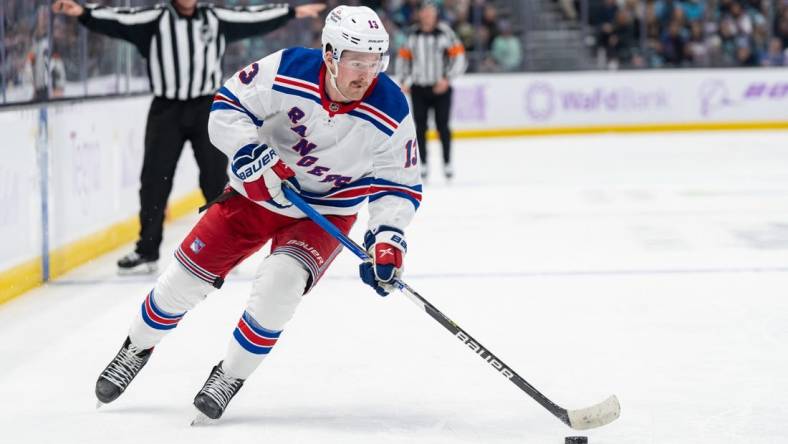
(735, 36, 759, 66)
(441, 0, 468, 26)
(660, 19, 688, 66)
(668, 4, 687, 31)
(608, 7, 639, 68)
(394, 0, 423, 27)
(452, 6, 476, 52)
(3, 13, 33, 100)
(760, 37, 787, 66)
(641, 1, 666, 66)
(555, 0, 578, 21)
(776, 7, 788, 48)
(361, 0, 385, 11)
(686, 20, 712, 66)
(595, 0, 620, 60)
(381, 13, 408, 61)
(466, 0, 485, 27)
(582, 0, 782, 69)
(490, 19, 521, 72)
(680, 0, 705, 22)
(23, 6, 65, 101)
(480, 3, 500, 46)
(729, 1, 753, 36)
(718, 0, 736, 16)
(719, 15, 740, 65)
(472, 25, 496, 71)
(590, 0, 619, 27)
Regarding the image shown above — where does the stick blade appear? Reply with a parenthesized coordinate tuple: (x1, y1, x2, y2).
(567, 395, 620, 430)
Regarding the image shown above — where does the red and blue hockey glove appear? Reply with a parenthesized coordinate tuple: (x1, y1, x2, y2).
(359, 226, 406, 296)
(231, 143, 299, 208)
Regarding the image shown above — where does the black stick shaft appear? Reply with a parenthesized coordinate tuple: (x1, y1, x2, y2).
(283, 185, 572, 426)
(397, 280, 571, 426)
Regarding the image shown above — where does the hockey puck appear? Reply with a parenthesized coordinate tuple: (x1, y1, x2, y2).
(565, 437, 588, 444)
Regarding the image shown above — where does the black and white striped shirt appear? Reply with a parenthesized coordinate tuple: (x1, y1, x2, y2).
(395, 22, 467, 87)
(79, 2, 294, 100)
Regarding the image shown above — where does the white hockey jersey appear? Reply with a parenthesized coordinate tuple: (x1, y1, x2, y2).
(208, 47, 422, 233)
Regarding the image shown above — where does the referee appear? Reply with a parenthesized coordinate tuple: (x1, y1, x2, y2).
(52, 0, 325, 274)
(396, 1, 466, 181)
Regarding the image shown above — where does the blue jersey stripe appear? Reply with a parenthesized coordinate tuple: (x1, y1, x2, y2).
(299, 178, 375, 199)
(272, 84, 322, 106)
(218, 86, 241, 103)
(371, 178, 423, 193)
(302, 195, 368, 208)
(369, 191, 421, 210)
(361, 74, 410, 124)
(277, 48, 323, 84)
(210, 102, 264, 127)
(348, 110, 394, 136)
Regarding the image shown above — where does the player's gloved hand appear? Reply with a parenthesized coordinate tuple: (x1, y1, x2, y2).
(231, 143, 299, 208)
(358, 226, 406, 297)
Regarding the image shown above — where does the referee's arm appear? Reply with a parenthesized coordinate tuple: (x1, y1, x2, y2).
(76, 4, 162, 54)
(395, 36, 414, 89)
(212, 4, 295, 44)
(440, 23, 467, 81)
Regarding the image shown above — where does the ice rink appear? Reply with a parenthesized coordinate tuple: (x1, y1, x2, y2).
(2, 131, 787, 444)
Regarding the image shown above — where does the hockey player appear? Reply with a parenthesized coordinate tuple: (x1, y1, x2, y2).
(94, 5, 422, 422)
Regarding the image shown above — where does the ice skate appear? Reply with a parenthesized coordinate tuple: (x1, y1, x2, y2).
(443, 163, 454, 180)
(117, 252, 158, 275)
(191, 361, 244, 424)
(95, 337, 153, 406)
(420, 168, 429, 184)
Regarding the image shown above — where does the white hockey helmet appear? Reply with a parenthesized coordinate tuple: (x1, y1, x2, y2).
(321, 5, 390, 74)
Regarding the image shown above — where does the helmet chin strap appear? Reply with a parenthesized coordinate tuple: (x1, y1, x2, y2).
(326, 60, 354, 103)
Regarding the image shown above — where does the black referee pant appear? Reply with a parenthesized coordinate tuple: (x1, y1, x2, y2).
(136, 95, 227, 260)
(411, 85, 453, 168)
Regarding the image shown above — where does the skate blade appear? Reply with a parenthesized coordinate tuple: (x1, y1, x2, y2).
(117, 264, 158, 276)
(190, 412, 217, 426)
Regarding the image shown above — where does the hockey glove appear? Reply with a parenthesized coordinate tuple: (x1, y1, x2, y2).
(231, 143, 299, 208)
(359, 226, 406, 296)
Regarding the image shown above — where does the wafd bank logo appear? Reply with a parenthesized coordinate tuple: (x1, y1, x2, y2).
(699, 79, 788, 116)
(523, 81, 668, 121)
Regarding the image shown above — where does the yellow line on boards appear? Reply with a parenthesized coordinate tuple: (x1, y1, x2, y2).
(426, 121, 788, 139)
(0, 190, 205, 306)
(0, 259, 42, 305)
(48, 218, 140, 280)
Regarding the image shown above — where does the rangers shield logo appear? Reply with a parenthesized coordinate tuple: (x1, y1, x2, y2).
(190, 238, 206, 254)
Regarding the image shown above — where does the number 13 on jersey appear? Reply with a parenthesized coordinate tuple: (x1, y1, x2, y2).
(404, 139, 418, 168)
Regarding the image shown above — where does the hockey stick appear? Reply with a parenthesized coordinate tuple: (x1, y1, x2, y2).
(282, 185, 620, 430)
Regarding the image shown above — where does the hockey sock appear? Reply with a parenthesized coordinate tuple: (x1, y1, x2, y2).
(222, 254, 308, 379)
(128, 262, 214, 349)
(128, 290, 186, 349)
(223, 311, 283, 380)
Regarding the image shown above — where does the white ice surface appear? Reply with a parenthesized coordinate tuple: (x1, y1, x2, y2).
(2, 131, 788, 444)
